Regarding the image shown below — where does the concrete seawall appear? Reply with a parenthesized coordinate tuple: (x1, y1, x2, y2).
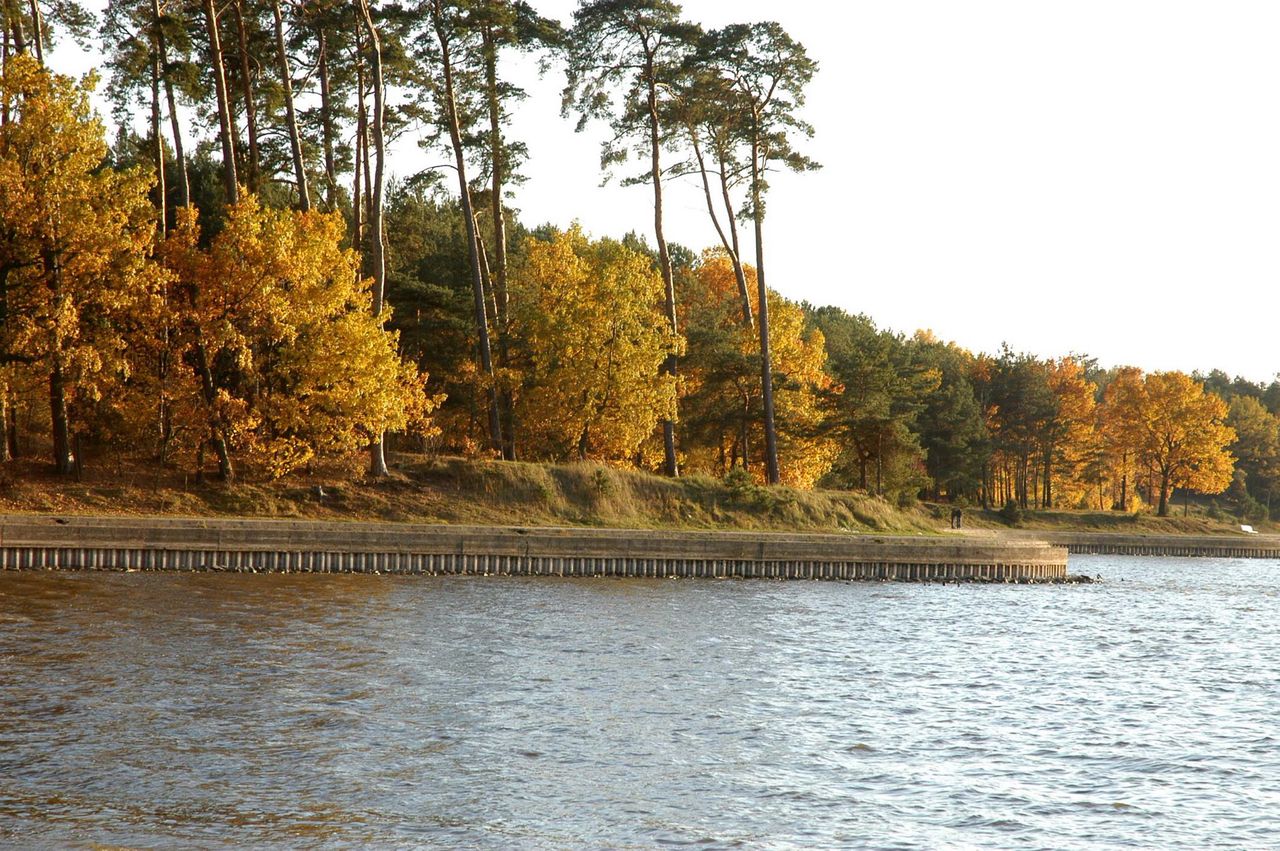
(1004, 531, 1280, 560)
(0, 516, 1071, 583)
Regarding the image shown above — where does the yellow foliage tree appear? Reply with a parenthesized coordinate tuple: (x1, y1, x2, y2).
(159, 197, 437, 478)
(510, 226, 681, 463)
(0, 55, 162, 473)
(1042, 357, 1098, 508)
(1098, 366, 1146, 511)
(1104, 371, 1235, 516)
(681, 251, 838, 488)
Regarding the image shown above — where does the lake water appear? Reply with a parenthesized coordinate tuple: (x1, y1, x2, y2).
(1, 555, 1277, 849)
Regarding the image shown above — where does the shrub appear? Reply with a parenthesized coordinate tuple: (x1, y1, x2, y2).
(999, 499, 1023, 525)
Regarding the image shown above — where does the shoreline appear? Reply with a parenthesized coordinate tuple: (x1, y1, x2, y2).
(0, 515, 1074, 584)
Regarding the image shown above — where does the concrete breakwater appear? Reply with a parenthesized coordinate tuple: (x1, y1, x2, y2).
(1005, 531, 1280, 560)
(0, 515, 1071, 583)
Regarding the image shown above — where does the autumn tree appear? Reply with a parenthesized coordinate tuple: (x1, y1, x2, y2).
(682, 252, 836, 487)
(1098, 366, 1145, 511)
(0, 56, 161, 474)
(158, 195, 436, 478)
(510, 226, 679, 463)
(563, 0, 699, 477)
(408, 0, 508, 459)
(1039, 357, 1097, 509)
(1121, 372, 1235, 516)
(688, 22, 819, 484)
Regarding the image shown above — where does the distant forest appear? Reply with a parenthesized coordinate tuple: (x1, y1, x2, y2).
(0, 1, 1269, 518)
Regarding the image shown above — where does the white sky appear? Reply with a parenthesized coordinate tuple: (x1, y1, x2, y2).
(53, 0, 1280, 382)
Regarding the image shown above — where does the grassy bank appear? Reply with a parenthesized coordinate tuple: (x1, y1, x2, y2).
(0, 456, 937, 534)
(0, 453, 1264, 537)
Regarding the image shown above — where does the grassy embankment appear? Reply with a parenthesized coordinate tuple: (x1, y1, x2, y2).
(0, 454, 1263, 536)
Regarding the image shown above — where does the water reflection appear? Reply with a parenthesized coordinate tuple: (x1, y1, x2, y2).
(2, 558, 1278, 848)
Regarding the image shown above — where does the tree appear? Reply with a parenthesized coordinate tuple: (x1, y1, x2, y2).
(200, 0, 238, 205)
(1039, 357, 1097, 509)
(1226, 395, 1280, 508)
(682, 253, 836, 487)
(510, 226, 679, 462)
(0, 56, 161, 473)
(158, 196, 436, 477)
(1132, 372, 1235, 516)
(563, 0, 699, 477)
(410, 0, 507, 458)
(810, 308, 937, 498)
(908, 331, 989, 502)
(358, 0, 392, 476)
(689, 22, 819, 484)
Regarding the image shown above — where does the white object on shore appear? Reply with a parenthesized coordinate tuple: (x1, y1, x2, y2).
(1241, 524, 1257, 534)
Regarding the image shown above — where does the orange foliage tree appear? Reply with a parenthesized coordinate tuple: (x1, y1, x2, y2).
(681, 251, 837, 488)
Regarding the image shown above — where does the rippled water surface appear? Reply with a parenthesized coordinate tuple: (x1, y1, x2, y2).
(2, 556, 1278, 849)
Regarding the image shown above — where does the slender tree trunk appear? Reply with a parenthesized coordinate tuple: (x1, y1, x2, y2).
(351, 31, 364, 247)
(1119, 451, 1128, 510)
(1, 26, 9, 125)
(7, 0, 26, 55)
(202, 0, 238, 205)
(1158, 469, 1170, 516)
(644, 54, 678, 478)
(1043, 445, 1053, 509)
(0, 392, 10, 464)
(272, 0, 309, 211)
(43, 241, 71, 474)
(690, 128, 752, 328)
(483, 27, 515, 461)
(317, 28, 338, 210)
(153, 0, 189, 209)
(150, 44, 167, 233)
(49, 362, 70, 474)
(432, 2, 502, 456)
(358, 0, 389, 476)
(25, 0, 40, 64)
(750, 138, 780, 485)
(231, 0, 260, 191)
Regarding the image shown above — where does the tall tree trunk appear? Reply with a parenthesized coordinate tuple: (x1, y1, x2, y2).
(202, 0, 238, 205)
(482, 26, 515, 460)
(1, 25, 9, 125)
(153, 0, 189, 209)
(750, 137, 780, 485)
(432, 2, 502, 456)
(1043, 445, 1053, 509)
(150, 42, 167, 233)
(7, 0, 26, 55)
(231, 0, 260, 191)
(351, 27, 364, 247)
(25, 0, 40, 64)
(644, 53, 678, 477)
(689, 127, 751, 328)
(0, 392, 10, 464)
(317, 28, 338, 210)
(1158, 469, 1170, 517)
(272, 0, 309, 211)
(43, 243, 71, 474)
(357, 0, 389, 476)
(49, 361, 70, 474)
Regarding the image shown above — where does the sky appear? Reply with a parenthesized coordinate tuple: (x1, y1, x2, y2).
(53, 0, 1280, 382)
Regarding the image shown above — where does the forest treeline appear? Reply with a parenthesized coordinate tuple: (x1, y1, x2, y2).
(0, 1, 1268, 518)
